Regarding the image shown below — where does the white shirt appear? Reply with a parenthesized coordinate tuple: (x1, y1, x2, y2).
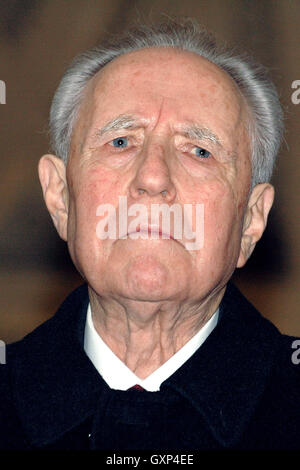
(84, 304, 219, 391)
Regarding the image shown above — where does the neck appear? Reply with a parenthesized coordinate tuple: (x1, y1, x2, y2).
(88, 286, 225, 379)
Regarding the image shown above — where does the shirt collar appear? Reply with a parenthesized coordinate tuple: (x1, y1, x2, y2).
(84, 304, 219, 391)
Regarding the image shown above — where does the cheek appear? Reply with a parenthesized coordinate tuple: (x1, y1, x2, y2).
(73, 169, 123, 223)
(197, 181, 242, 251)
(66, 169, 122, 260)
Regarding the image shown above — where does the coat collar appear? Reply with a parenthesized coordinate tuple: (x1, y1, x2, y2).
(163, 282, 282, 446)
(10, 282, 282, 448)
(9, 284, 104, 446)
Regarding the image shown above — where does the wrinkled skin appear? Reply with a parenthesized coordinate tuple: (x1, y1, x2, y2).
(39, 48, 274, 378)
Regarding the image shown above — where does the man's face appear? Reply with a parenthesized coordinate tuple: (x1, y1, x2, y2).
(48, 48, 255, 304)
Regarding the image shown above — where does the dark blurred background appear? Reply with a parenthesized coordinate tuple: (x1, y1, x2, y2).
(0, 0, 299, 343)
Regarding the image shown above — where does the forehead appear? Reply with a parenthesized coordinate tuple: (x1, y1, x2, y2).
(71, 47, 250, 166)
(81, 47, 247, 119)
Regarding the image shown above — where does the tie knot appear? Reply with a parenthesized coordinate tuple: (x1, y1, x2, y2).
(128, 384, 145, 391)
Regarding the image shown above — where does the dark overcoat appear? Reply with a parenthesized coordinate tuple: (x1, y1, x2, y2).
(0, 283, 299, 450)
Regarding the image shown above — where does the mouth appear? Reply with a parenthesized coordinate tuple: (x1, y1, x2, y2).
(119, 225, 175, 241)
(131, 226, 175, 240)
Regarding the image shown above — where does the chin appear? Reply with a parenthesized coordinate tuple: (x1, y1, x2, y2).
(125, 275, 170, 301)
(118, 258, 182, 301)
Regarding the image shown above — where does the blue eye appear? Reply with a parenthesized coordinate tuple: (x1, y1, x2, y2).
(194, 147, 211, 158)
(112, 137, 128, 148)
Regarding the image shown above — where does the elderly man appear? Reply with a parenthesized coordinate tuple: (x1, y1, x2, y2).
(1, 19, 299, 451)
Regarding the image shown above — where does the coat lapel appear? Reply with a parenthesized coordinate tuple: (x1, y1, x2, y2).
(164, 282, 282, 446)
(10, 285, 106, 447)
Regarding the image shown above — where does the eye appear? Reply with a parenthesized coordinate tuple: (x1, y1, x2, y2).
(192, 147, 211, 158)
(111, 137, 129, 148)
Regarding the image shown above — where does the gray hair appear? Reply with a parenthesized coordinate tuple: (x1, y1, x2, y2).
(49, 18, 283, 187)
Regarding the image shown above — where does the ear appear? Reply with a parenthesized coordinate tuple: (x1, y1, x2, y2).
(38, 154, 69, 241)
(237, 183, 275, 268)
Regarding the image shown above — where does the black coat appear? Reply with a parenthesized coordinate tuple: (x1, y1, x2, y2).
(0, 282, 299, 450)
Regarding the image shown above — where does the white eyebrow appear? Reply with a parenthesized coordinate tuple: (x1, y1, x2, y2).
(96, 114, 148, 137)
(180, 124, 222, 147)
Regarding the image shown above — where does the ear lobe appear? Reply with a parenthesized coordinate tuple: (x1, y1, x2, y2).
(237, 183, 275, 268)
(38, 154, 69, 241)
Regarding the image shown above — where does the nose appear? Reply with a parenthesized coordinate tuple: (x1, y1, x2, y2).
(129, 140, 176, 202)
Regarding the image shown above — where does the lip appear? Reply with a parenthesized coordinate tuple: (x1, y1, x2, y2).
(127, 225, 175, 240)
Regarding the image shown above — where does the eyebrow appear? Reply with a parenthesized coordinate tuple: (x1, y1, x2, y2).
(96, 114, 148, 137)
(180, 124, 222, 147)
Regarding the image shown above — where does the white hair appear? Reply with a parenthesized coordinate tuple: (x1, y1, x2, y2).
(49, 18, 283, 187)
